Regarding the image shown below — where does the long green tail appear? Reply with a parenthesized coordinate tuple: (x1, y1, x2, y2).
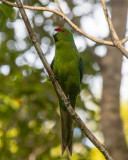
(60, 107, 73, 155)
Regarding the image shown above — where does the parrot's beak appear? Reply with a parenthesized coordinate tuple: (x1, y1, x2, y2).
(53, 31, 58, 42)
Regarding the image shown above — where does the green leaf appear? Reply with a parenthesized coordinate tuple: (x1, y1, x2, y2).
(0, 3, 16, 31)
(0, 10, 6, 31)
(0, 3, 16, 20)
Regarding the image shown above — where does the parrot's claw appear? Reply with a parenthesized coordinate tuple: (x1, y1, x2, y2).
(64, 95, 70, 107)
(49, 75, 58, 81)
(67, 95, 70, 102)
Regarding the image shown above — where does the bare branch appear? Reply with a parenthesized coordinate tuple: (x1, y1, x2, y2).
(14, 0, 113, 159)
(2, 0, 128, 47)
(100, 0, 128, 58)
(121, 36, 128, 44)
(56, 0, 64, 15)
(56, 0, 66, 19)
(1, 0, 114, 46)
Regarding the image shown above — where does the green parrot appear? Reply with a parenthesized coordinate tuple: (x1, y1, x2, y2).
(51, 27, 83, 155)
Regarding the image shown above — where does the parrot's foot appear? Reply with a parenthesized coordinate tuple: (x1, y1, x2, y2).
(49, 75, 58, 81)
(64, 95, 70, 107)
(67, 95, 70, 102)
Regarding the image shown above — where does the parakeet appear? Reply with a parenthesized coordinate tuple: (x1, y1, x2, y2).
(51, 27, 83, 155)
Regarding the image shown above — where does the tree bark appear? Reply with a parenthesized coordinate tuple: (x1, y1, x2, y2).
(100, 0, 128, 160)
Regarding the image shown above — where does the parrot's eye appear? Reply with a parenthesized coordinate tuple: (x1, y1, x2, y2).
(61, 30, 68, 35)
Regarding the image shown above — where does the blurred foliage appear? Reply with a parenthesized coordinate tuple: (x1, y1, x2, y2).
(0, 3, 15, 31)
(0, 0, 123, 159)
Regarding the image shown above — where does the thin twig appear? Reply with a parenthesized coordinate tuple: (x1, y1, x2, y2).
(56, 0, 64, 14)
(14, 0, 114, 159)
(121, 36, 128, 44)
(56, 0, 66, 19)
(1, 0, 114, 46)
(100, 0, 128, 58)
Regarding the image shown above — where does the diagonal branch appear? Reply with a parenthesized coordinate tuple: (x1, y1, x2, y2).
(56, 0, 66, 19)
(100, 0, 128, 58)
(15, 0, 113, 159)
(56, 0, 64, 15)
(121, 36, 128, 44)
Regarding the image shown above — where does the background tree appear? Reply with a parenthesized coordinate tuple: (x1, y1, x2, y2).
(100, 0, 128, 160)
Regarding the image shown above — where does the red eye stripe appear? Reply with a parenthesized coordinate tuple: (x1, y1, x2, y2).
(65, 32, 68, 35)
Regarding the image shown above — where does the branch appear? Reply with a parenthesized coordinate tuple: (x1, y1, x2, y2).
(100, 0, 128, 58)
(121, 36, 128, 44)
(1, 0, 114, 46)
(2, 0, 128, 47)
(56, 0, 66, 19)
(56, 0, 64, 15)
(14, 0, 113, 159)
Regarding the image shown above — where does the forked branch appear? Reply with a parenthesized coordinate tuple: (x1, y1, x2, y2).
(0, 0, 116, 46)
(2, 0, 128, 58)
(100, 0, 128, 58)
